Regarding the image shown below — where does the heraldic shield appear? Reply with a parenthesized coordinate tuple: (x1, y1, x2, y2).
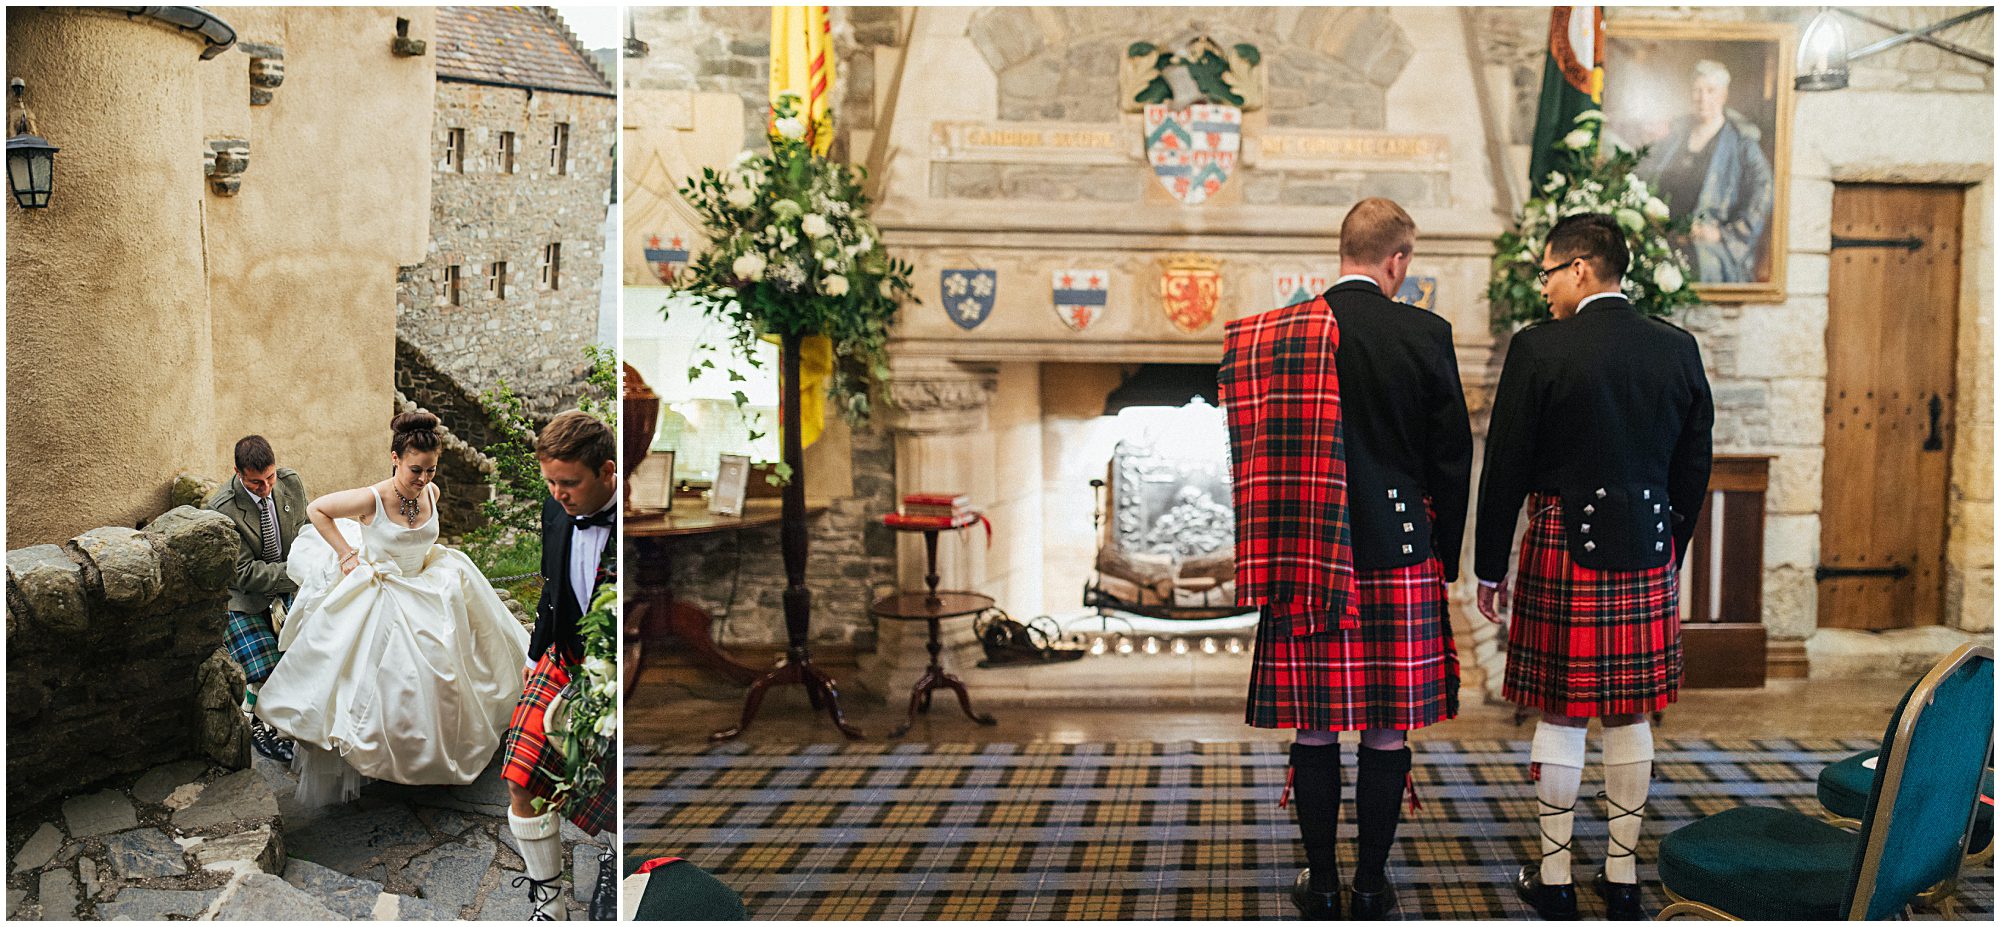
(1052, 269, 1109, 332)
(644, 233, 690, 285)
(1144, 104, 1241, 206)
(941, 268, 997, 330)
(1161, 256, 1221, 333)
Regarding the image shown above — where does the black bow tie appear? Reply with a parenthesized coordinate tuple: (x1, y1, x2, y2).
(571, 508, 616, 530)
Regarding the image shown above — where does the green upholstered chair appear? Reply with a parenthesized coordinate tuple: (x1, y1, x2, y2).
(1816, 728, 1995, 911)
(623, 856, 749, 920)
(1655, 644, 1994, 921)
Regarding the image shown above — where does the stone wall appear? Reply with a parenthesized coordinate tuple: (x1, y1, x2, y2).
(393, 337, 504, 537)
(7, 508, 245, 814)
(396, 80, 614, 417)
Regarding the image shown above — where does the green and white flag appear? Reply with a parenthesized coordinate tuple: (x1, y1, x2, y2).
(1529, 6, 1604, 189)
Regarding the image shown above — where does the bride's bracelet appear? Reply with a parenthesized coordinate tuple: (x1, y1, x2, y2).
(339, 550, 359, 565)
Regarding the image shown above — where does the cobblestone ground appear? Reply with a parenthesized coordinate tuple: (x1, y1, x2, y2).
(7, 751, 610, 920)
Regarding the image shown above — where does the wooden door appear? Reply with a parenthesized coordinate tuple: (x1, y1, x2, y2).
(1818, 184, 1962, 630)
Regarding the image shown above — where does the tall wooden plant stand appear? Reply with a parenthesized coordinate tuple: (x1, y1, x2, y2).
(710, 332, 863, 742)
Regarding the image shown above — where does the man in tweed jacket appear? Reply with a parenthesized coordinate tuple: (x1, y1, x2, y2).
(203, 434, 308, 763)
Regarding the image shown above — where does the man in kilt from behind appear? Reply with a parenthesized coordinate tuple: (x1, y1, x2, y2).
(1476, 213, 1714, 920)
(1221, 198, 1472, 919)
(502, 410, 619, 920)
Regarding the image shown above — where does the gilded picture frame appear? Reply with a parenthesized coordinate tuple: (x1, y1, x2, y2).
(1604, 19, 1795, 304)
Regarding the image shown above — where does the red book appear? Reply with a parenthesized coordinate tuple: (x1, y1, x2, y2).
(902, 492, 969, 508)
(883, 511, 980, 530)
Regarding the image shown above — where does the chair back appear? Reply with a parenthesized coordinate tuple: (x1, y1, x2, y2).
(1843, 643, 1994, 919)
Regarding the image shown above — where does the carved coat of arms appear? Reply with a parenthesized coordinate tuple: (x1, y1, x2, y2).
(1126, 36, 1260, 207)
(940, 268, 997, 330)
(1274, 271, 1332, 309)
(1052, 269, 1109, 332)
(643, 233, 690, 285)
(1160, 254, 1222, 333)
(1143, 104, 1240, 206)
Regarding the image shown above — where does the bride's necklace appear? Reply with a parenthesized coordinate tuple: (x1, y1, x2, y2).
(393, 485, 421, 527)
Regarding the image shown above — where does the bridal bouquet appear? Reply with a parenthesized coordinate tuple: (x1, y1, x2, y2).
(676, 93, 917, 423)
(541, 581, 617, 814)
(1487, 110, 1700, 331)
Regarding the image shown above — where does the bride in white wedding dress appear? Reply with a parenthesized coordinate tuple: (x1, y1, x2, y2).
(257, 411, 529, 807)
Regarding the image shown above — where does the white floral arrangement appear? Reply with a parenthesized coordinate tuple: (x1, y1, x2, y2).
(1488, 110, 1699, 330)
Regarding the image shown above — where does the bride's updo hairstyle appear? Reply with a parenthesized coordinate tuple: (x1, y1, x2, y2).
(390, 410, 442, 456)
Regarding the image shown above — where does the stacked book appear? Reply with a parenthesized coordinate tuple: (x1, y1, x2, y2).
(884, 492, 979, 529)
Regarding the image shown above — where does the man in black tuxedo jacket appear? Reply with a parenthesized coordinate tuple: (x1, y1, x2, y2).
(1476, 213, 1713, 919)
(499, 410, 619, 920)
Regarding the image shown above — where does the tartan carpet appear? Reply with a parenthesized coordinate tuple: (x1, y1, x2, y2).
(625, 738, 1994, 920)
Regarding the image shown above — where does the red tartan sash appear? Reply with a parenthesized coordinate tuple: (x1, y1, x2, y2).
(1220, 297, 1361, 634)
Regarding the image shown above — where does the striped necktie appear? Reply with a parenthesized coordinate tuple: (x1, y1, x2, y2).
(258, 495, 281, 561)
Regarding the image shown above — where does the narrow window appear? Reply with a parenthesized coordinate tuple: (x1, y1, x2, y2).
(488, 261, 507, 300)
(444, 128, 465, 173)
(540, 243, 562, 289)
(442, 265, 462, 306)
(550, 122, 569, 175)
(498, 131, 516, 174)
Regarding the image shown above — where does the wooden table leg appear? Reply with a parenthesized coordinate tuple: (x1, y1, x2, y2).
(711, 645, 865, 742)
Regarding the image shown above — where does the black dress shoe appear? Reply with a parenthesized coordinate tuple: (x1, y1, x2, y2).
(1515, 864, 1580, 920)
(588, 848, 617, 920)
(1291, 868, 1342, 920)
(1592, 869, 1645, 920)
(1348, 880, 1397, 918)
(250, 718, 295, 764)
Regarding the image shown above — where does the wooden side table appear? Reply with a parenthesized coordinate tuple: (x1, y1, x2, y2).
(873, 518, 999, 738)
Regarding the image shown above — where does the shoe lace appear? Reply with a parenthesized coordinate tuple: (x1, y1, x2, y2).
(513, 874, 563, 919)
(1537, 796, 1575, 860)
(1596, 789, 1649, 859)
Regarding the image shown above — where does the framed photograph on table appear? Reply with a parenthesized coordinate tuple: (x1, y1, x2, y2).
(710, 453, 749, 516)
(631, 450, 674, 512)
(1604, 19, 1794, 303)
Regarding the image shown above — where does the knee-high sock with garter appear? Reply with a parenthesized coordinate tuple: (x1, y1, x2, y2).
(509, 809, 566, 881)
(1601, 721, 1654, 884)
(1530, 721, 1587, 886)
(1288, 740, 1343, 893)
(1352, 742, 1413, 893)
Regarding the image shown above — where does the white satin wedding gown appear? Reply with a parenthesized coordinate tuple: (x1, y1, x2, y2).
(257, 484, 528, 807)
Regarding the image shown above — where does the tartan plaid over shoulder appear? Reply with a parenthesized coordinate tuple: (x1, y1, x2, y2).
(1219, 297, 1361, 636)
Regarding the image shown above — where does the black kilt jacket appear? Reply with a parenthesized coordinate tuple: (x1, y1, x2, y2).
(1323, 279, 1474, 581)
(532, 496, 614, 663)
(1474, 297, 1715, 582)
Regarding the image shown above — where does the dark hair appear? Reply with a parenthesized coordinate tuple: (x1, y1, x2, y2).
(1547, 212, 1630, 281)
(534, 409, 614, 471)
(1338, 197, 1417, 264)
(233, 435, 275, 473)
(390, 410, 442, 457)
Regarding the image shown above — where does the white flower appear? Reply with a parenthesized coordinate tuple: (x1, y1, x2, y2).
(1543, 172, 1564, 193)
(1517, 247, 1537, 263)
(822, 273, 849, 296)
(801, 214, 831, 238)
(1644, 197, 1671, 222)
(1573, 109, 1604, 124)
(594, 679, 617, 700)
(1562, 128, 1592, 150)
(1615, 208, 1644, 233)
(732, 150, 758, 168)
(732, 252, 767, 281)
(594, 714, 616, 737)
(775, 116, 806, 141)
(724, 184, 755, 209)
(583, 655, 610, 678)
(1627, 177, 1650, 199)
(1655, 263, 1684, 294)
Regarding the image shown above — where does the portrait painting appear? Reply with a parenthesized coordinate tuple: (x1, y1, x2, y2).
(1605, 20, 1794, 302)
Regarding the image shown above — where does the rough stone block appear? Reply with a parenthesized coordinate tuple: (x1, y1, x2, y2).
(281, 859, 382, 920)
(198, 650, 251, 771)
(1762, 514, 1819, 570)
(62, 790, 138, 838)
(172, 769, 277, 832)
(38, 868, 78, 921)
(1762, 566, 1817, 640)
(1789, 179, 1834, 250)
(169, 472, 220, 510)
(144, 506, 238, 596)
(212, 872, 339, 920)
(133, 760, 211, 806)
(104, 827, 188, 881)
(189, 825, 282, 875)
(96, 887, 223, 920)
(1765, 379, 1828, 447)
(7, 545, 87, 635)
(406, 838, 494, 909)
(285, 805, 430, 876)
(1764, 448, 1825, 515)
(68, 528, 163, 608)
(13, 823, 63, 874)
(388, 892, 457, 920)
(1735, 301, 1828, 379)
(1787, 254, 1831, 299)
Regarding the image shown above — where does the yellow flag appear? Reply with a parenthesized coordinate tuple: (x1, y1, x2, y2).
(769, 6, 835, 155)
(761, 334, 834, 447)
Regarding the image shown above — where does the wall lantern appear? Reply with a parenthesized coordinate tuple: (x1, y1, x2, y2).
(7, 79, 58, 209)
(1797, 6, 1993, 92)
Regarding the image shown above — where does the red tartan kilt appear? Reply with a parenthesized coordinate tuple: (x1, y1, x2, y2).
(500, 651, 616, 835)
(1505, 493, 1682, 717)
(1246, 557, 1458, 731)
